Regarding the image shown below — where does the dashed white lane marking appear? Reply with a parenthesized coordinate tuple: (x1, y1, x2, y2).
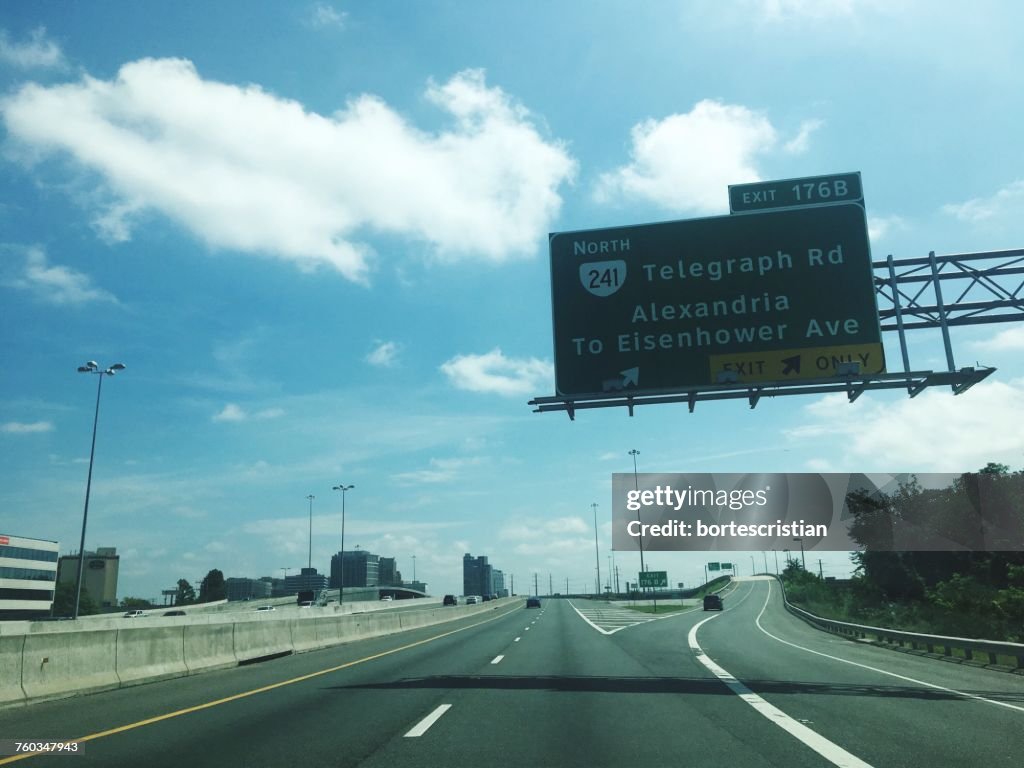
(689, 617, 873, 768)
(404, 704, 452, 738)
(491, 655, 504, 665)
(514, 637, 521, 642)
(754, 581, 1024, 715)
(525, 627, 530, 631)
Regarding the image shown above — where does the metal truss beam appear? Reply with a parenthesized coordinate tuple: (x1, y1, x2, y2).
(529, 367, 996, 419)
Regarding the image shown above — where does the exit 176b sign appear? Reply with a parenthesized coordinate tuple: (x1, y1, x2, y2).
(548, 203, 884, 397)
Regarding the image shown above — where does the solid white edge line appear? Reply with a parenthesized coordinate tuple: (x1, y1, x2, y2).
(491, 655, 504, 664)
(754, 580, 1024, 715)
(404, 704, 452, 738)
(689, 616, 874, 768)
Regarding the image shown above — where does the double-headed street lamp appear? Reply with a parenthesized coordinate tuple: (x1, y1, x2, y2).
(629, 449, 645, 575)
(73, 361, 126, 619)
(332, 484, 354, 606)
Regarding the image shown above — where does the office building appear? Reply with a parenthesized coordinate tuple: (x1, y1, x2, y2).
(378, 557, 402, 586)
(57, 546, 119, 608)
(226, 577, 272, 602)
(331, 550, 379, 588)
(463, 553, 493, 597)
(283, 567, 329, 596)
(0, 534, 59, 619)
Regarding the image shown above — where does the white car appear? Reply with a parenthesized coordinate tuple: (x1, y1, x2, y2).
(465, 596, 480, 605)
(122, 609, 147, 618)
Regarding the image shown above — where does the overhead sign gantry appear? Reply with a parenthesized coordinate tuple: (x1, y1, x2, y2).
(533, 172, 1004, 418)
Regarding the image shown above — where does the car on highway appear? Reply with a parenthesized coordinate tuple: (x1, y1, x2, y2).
(442, 594, 457, 606)
(526, 597, 541, 608)
(162, 610, 186, 616)
(703, 594, 724, 611)
(482, 594, 491, 602)
(466, 596, 480, 604)
(122, 609, 147, 618)
(255, 605, 276, 612)
(297, 601, 316, 607)
(380, 595, 393, 601)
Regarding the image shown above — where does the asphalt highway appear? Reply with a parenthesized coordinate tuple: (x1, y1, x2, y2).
(2, 577, 1021, 767)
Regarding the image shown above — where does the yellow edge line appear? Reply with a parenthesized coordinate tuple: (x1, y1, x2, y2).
(0, 605, 521, 764)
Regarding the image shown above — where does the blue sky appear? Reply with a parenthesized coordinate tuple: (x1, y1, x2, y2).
(2, 1, 1024, 601)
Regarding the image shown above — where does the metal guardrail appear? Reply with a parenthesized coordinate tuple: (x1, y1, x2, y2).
(774, 576, 1024, 671)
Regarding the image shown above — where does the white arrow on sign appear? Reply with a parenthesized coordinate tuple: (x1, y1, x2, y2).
(602, 367, 640, 392)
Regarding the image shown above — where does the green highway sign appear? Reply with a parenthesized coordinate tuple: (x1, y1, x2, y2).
(729, 172, 863, 214)
(708, 562, 720, 571)
(548, 203, 883, 397)
(638, 570, 668, 588)
(721, 562, 733, 570)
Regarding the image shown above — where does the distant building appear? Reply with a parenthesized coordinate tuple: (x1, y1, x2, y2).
(226, 577, 273, 602)
(492, 569, 506, 598)
(57, 546, 119, 608)
(404, 579, 428, 594)
(331, 550, 379, 588)
(283, 567, 329, 596)
(378, 557, 402, 586)
(463, 553, 493, 598)
(0, 534, 59, 619)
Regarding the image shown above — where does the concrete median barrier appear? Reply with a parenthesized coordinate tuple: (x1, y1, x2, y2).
(233, 618, 293, 662)
(289, 618, 324, 652)
(183, 623, 237, 673)
(21, 629, 119, 703)
(0, 635, 26, 706)
(116, 626, 188, 687)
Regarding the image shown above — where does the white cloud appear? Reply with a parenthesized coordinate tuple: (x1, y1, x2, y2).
(970, 327, 1024, 353)
(0, 27, 64, 69)
(1, 61, 575, 283)
(440, 348, 553, 396)
(308, 3, 348, 29)
(212, 403, 284, 422)
(867, 214, 906, 243)
(392, 457, 483, 485)
(755, 0, 859, 21)
(212, 404, 246, 422)
(942, 180, 1024, 224)
(784, 379, 1024, 470)
(3, 246, 118, 305)
(783, 118, 824, 154)
(1, 420, 54, 434)
(366, 340, 400, 367)
(594, 100, 777, 213)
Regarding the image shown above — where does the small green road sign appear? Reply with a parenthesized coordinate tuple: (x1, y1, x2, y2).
(547, 203, 881, 397)
(638, 570, 668, 588)
(720, 562, 733, 570)
(708, 562, 721, 571)
(729, 172, 863, 214)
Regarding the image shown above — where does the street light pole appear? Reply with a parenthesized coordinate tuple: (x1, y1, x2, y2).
(793, 537, 806, 571)
(306, 494, 315, 571)
(332, 484, 354, 606)
(73, 361, 125, 619)
(629, 449, 645, 575)
(591, 502, 601, 598)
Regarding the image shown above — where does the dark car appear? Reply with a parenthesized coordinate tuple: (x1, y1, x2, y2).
(442, 594, 457, 606)
(703, 594, 723, 611)
(526, 597, 541, 608)
(482, 594, 491, 602)
(163, 609, 187, 616)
